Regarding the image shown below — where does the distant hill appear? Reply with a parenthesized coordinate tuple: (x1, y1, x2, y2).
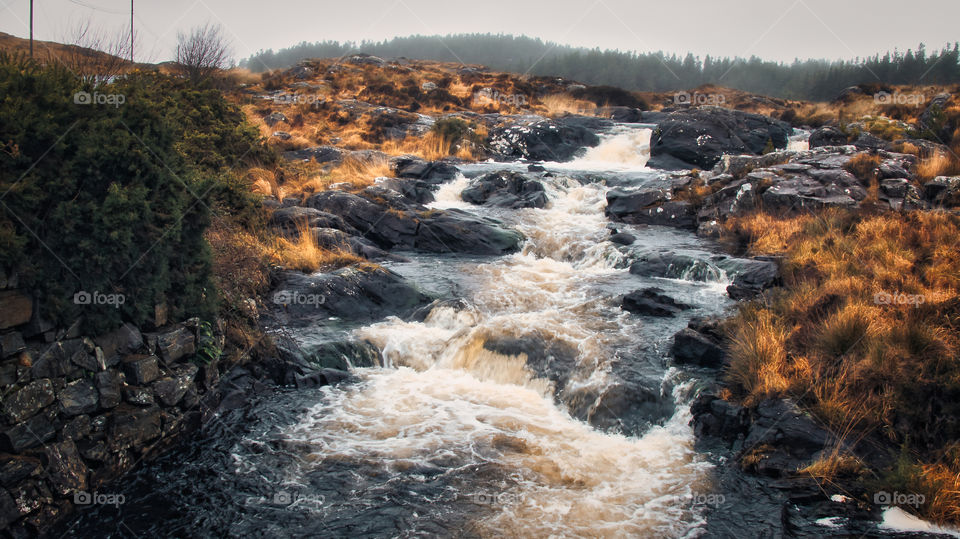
(242, 33, 960, 101)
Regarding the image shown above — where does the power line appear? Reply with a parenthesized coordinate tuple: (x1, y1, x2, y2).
(66, 0, 128, 15)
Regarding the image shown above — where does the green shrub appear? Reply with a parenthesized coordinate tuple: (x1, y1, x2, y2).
(0, 53, 269, 334)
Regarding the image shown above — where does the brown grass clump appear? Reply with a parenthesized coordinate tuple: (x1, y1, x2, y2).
(843, 153, 883, 183)
(721, 209, 960, 524)
(915, 151, 960, 181)
(270, 222, 365, 272)
(537, 94, 595, 117)
(283, 155, 392, 197)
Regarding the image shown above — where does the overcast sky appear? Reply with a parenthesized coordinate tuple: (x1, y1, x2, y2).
(2, 0, 958, 65)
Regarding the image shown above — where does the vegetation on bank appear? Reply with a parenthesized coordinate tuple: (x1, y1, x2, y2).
(721, 210, 960, 523)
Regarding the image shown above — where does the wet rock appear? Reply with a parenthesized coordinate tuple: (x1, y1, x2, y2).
(122, 385, 154, 407)
(573, 379, 673, 436)
(461, 171, 548, 209)
(649, 107, 792, 169)
(621, 288, 691, 317)
(672, 327, 725, 368)
(0, 332, 25, 358)
(57, 379, 98, 416)
(94, 323, 142, 366)
(2, 410, 56, 452)
(77, 440, 109, 462)
(150, 326, 195, 366)
(605, 188, 669, 220)
(609, 232, 635, 245)
(595, 106, 642, 123)
(151, 364, 198, 406)
(0, 291, 32, 330)
(488, 119, 600, 162)
(719, 258, 780, 299)
(43, 440, 87, 495)
(108, 405, 162, 451)
(94, 370, 123, 409)
(294, 368, 353, 389)
(271, 266, 431, 323)
(121, 355, 159, 385)
(742, 399, 833, 478)
(392, 157, 459, 185)
(2, 380, 55, 423)
(303, 340, 381, 371)
(808, 126, 848, 148)
(306, 190, 523, 255)
(483, 334, 578, 393)
(628, 252, 725, 282)
(0, 489, 18, 529)
(60, 414, 91, 441)
(691, 393, 749, 442)
(0, 455, 40, 487)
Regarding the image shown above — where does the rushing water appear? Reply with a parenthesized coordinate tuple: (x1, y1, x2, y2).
(61, 127, 744, 538)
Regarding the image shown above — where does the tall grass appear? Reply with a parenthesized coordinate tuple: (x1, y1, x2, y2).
(723, 210, 960, 524)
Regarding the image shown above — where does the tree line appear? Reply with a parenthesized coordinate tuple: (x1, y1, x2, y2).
(241, 34, 960, 101)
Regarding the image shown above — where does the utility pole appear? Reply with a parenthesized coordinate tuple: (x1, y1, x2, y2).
(29, 0, 33, 58)
(130, 0, 134, 63)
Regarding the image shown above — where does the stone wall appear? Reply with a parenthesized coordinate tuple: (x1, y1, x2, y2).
(0, 283, 223, 536)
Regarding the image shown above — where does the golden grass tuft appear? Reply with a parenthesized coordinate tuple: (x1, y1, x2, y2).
(843, 153, 883, 182)
(283, 155, 393, 197)
(916, 151, 960, 181)
(537, 94, 595, 117)
(270, 222, 365, 272)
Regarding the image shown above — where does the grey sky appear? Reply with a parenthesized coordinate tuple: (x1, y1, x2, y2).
(2, 0, 958, 65)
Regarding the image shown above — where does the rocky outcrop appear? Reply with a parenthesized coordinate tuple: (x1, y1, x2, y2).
(461, 171, 548, 209)
(648, 107, 792, 170)
(487, 118, 600, 162)
(693, 396, 834, 478)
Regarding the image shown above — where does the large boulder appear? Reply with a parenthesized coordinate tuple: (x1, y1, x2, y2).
(488, 119, 600, 162)
(621, 288, 691, 317)
(306, 191, 523, 255)
(281, 145, 345, 163)
(392, 157, 460, 185)
(808, 126, 848, 148)
(270, 266, 431, 324)
(461, 171, 548, 209)
(649, 107, 792, 170)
